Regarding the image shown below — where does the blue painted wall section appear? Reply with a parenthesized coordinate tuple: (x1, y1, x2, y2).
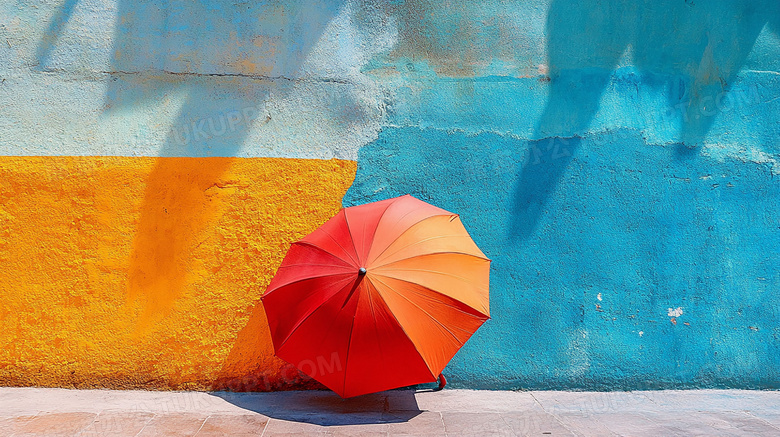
(345, 128, 780, 390)
(345, 0, 780, 389)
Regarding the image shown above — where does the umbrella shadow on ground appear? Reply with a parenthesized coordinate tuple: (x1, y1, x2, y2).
(209, 389, 423, 426)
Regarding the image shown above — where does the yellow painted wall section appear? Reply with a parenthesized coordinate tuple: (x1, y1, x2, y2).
(0, 156, 356, 390)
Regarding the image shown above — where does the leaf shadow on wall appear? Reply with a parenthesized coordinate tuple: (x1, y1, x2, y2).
(34, 0, 398, 390)
(510, 0, 780, 241)
(33, 0, 79, 69)
(100, 0, 342, 385)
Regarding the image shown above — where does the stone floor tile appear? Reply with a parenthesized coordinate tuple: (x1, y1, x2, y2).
(747, 413, 780, 431)
(639, 410, 780, 436)
(0, 415, 38, 436)
(532, 391, 656, 415)
(194, 414, 268, 436)
(641, 390, 780, 415)
(135, 413, 209, 437)
(13, 412, 97, 436)
(77, 411, 154, 437)
(327, 422, 389, 436)
(282, 413, 388, 427)
(590, 412, 694, 436)
(386, 411, 446, 436)
(416, 390, 538, 414)
(501, 410, 576, 436)
(261, 418, 331, 435)
(705, 411, 780, 435)
(550, 413, 619, 437)
(441, 412, 514, 436)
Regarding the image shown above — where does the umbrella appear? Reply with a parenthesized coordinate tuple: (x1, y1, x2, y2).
(261, 195, 490, 398)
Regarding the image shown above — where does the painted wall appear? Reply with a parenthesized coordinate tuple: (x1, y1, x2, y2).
(1, 0, 779, 390)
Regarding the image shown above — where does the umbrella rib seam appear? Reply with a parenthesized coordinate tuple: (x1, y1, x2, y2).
(263, 272, 355, 298)
(372, 232, 485, 267)
(362, 199, 394, 266)
(374, 266, 486, 288)
(340, 210, 362, 267)
(340, 283, 361, 396)
(371, 275, 469, 352)
(366, 281, 385, 383)
(371, 273, 490, 319)
(277, 263, 358, 269)
(302, 279, 363, 393)
(350, 279, 387, 396)
(298, 235, 357, 267)
(373, 274, 488, 321)
(290, 240, 356, 267)
(366, 276, 438, 380)
(318, 216, 361, 267)
(263, 241, 357, 298)
(372, 251, 491, 271)
(368, 210, 453, 265)
(273, 276, 358, 352)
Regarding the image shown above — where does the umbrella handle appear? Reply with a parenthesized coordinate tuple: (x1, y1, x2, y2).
(436, 373, 447, 390)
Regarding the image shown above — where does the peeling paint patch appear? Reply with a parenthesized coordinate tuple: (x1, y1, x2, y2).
(702, 144, 780, 176)
(668, 307, 684, 318)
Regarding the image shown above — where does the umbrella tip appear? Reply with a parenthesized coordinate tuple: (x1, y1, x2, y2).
(358, 267, 367, 276)
(436, 373, 447, 391)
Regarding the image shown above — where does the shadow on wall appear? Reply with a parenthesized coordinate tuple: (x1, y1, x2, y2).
(34, 0, 347, 388)
(107, 0, 344, 387)
(34, 0, 79, 68)
(388, 0, 529, 77)
(512, 0, 780, 240)
(106, 0, 339, 330)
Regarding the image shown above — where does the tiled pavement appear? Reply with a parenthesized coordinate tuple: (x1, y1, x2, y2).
(0, 387, 778, 436)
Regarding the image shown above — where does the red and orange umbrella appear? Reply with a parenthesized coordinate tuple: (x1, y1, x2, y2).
(261, 195, 490, 398)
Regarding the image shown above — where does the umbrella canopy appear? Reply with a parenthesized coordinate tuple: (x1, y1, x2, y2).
(261, 195, 490, 398)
